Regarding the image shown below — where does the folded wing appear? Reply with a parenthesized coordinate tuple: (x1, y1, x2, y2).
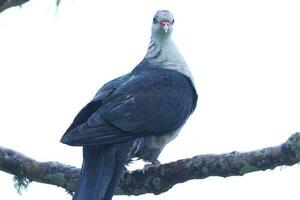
(61, 68, 197, 146)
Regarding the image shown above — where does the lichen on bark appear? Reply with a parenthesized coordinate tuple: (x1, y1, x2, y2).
(1, 132, 300, 196)
(285, 132, 300, 161)
(13, 175, 31, 195)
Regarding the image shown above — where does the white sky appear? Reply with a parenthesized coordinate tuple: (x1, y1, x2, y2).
(0, 0, 300, 199)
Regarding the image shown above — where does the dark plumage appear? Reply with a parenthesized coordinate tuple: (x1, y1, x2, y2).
(61, 10, 197, 200)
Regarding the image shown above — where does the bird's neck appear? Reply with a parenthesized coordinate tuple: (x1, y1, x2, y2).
(144, 36, 193, 81)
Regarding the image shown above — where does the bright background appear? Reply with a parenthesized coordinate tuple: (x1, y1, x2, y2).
(0, 0, 300, 199)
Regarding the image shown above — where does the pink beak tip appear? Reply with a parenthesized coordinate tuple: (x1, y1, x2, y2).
(161, 21, 170, 33)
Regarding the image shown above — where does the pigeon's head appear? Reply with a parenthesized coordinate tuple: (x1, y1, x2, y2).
(151, 10, 175, 39)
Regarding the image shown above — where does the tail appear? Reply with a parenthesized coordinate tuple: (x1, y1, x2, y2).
(73, 141, 133, 200)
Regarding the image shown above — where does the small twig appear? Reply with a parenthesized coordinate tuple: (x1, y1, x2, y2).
(0, 0, 30, 13)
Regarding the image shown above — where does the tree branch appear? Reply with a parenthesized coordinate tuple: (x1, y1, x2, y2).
(0, 0, 30, 13)
(1, 132, 300, 196)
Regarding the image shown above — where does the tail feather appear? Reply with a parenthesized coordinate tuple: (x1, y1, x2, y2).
(73, 142, 133, 200)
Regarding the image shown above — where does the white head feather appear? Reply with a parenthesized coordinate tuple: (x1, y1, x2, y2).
(145, 10, 193, 81)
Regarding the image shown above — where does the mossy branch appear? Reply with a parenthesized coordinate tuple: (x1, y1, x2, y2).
(1, 132, 300, 196)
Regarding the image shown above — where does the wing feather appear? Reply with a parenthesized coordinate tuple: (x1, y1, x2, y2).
(61, 68, 196, 146)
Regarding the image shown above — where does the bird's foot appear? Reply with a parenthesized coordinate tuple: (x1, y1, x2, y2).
(143, 160, 161, 174)
(122, 167, 130, 179)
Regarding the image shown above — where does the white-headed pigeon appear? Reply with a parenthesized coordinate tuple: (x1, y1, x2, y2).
(61, 10, 198, 200)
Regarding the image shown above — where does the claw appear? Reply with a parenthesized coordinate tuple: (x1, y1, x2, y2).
(142, 160, 161, 174)
(122, 167, 130, 179)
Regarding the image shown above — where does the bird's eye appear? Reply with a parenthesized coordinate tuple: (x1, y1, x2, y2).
(172, 19, 175, 24)
(153, 18, 158, 24)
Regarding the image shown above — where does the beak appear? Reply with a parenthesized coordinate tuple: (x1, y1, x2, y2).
(161, 21, 170, 33)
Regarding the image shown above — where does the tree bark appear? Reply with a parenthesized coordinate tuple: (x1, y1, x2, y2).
(1, 132, 300, 196)
(0, 0, 30, 13)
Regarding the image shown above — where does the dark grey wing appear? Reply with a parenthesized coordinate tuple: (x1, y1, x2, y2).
(61, 69, 197, 146)
(63, 74, 131, 135)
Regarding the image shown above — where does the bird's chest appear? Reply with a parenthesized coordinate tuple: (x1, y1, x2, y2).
(131, 128, 181, 163)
